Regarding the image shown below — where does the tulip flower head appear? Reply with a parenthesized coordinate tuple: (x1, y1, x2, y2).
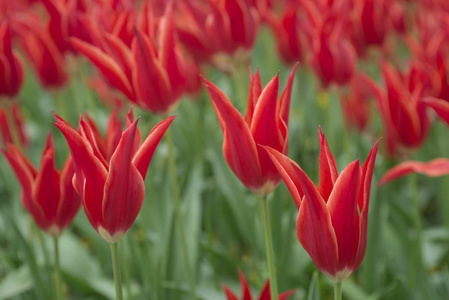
(53, 110, 175, 243)
(203, 65, 297, 197)
(0, 20, 24, 98)
(264, 128, 379, 282)
(2, 134, 80, 237)
(222, 270, 295, 300)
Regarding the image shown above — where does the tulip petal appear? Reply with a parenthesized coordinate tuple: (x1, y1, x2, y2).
(354, 139, 379, 269)
(133, 115, 175, 180)
(32, 139, 60, 226)
(379, 158, 449, 186)
(245, 68, 262, 126)
(57, 156, 80, 230)
(53, 114, 107, 229)
(263, 146, 303, 208)
(279, 290, 296, 300)
(71, 38, 135, 101)
(102, 119, 145, 240)
(204, 78, 263, 190)
(1, 144, 36, 211)
(423, 97, 449, 127)
(317, 127, 338, 202)
(237, 270, 252, 300)
(132, 29, 173, 114)
(258, 280, 270, 300)
(222, 286, 239, 300)
(276, 63, 297, 143)
(295, 163, 339, 278)
(327, 160, 362, 272)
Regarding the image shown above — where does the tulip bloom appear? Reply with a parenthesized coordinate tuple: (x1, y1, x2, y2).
(53, 110, 175, 243)
(71, 4, 187, 115)
(363, 62, 431, 156)
(1, 134, 80, 237)
(264, 128, 379, 282)
(0, 104, 28, 146)
(203, 65, 296, 197)
(222, 271, 295, 300)
(0, 20, 24, 98)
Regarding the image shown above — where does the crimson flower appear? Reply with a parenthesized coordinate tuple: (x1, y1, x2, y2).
(264, 128, 379, 282)
(71, 4, 187, 115)
(13, 12, 68, 88)
(53, 110, 175, 243)
(203, 65, 297, 197)
(222, 271, 295, 300)
(0, 20, 24, 98)
(2, 134, 80, 237)
(363, 62, 431, 156)
(0, 104, 28, 146)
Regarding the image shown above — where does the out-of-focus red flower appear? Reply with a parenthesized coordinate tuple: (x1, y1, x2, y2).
(348, 0, 391, 57)
(176, 0, 260, 63)
(39, 0, 91, 54)
(379, 158, 449, 186)
(363, 61, 431, 156)
(0, 21, 24, 98)
(340, 75, 371, 131)
(203, 65, 296, 197)
(0, 103, 28, 146)
(13, 13, 68, 88)
(265, 2, 306, 64)
(222, 270, 295, 300)
(264, 128, 379, 282)
(53, 110, 175, 243)
(72, 4, 187, 114)
(1, 134, 80, 237)
(308, 15, 356, 88)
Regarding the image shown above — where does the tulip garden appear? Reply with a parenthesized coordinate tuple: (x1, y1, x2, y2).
(2, 0, 449, 299)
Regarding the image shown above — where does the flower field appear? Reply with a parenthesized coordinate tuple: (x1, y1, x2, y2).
(1, 1, 449, 299)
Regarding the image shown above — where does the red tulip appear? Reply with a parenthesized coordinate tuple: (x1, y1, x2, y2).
(13, 13, 68, 88)
(53, 110, 175, 243)
(379, 158, 449, 186)
(339, 75, 372, 131)
(1, 134, 80, 237)
(222, 270, 295, 300)
(0, 103, 28, 146)
(176, 0, 260, 63)
(363, 62, 431, 156)
(71, 4, 187, 114)
(264, 128, 379, 282)
(0, 20, 24, 98)
(203, 65, 297, 197)
(308, 17, 356, 88)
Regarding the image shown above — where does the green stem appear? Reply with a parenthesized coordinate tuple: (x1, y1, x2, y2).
(53, 237, 63, 300)
(110, 243, 124, 300)
(120, 240, 133, 300)
(261, 196, 278, 300)
(334, 282, 342, 300)
(165, 127, 197, 299)
(407, 174, 423, 288)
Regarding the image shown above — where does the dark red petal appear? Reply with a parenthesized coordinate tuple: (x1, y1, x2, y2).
(57, 156, 81, 231)
(327, 160, 362, 272)
(238, 270, 252, 300)
(317, 127, 338, 202)
(263, 146, 303, 209)
(32, 142, 60, 225)
(53, 114, 107, 229)
(102, 120, 145, 239)
(222, 285, 239, 300)
(204, 78, 263, 190)
(71, 38, 135, 101)
(133, 115, 175, 180)
(354, 139, 379, 270)
(245, 68, 262, 126)
(294, 163, 338, 278)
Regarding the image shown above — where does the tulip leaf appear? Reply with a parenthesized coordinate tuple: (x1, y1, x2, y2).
(0, 266, 33, 299)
